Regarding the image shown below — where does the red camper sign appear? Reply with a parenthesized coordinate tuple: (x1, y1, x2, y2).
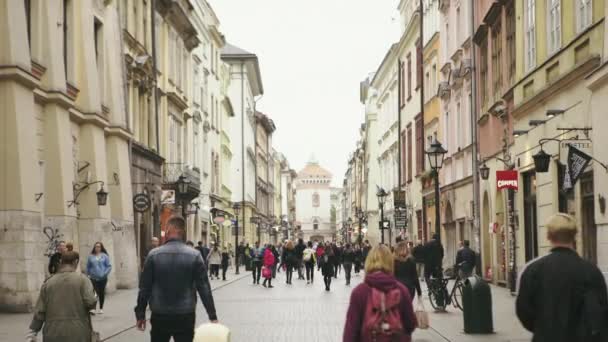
(496, 170, 518, 190)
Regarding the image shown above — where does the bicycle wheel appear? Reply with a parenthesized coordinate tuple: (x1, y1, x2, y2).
(452, 281, 464, 311)
(428, 281, 447, 311)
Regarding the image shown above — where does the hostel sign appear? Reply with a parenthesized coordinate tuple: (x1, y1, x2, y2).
(496, 170, 518, 190)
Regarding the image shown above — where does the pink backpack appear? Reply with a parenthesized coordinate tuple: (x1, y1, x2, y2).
(362, 286, 405, 341)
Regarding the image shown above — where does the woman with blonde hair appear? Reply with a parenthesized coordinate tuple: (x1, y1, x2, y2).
(343, 245, 417, 341)
(394, 241, 421, 301)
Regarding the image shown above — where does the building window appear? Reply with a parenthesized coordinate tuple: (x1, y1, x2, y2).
(480, 40, 488, 106)
(313, 221, 319, 230)
(444, 112, 450, 153)
(400, 61, 406, 105)
(547, 0, 561, 54)
(94, 18, 104, 103)
(456, 102, 462, 148)
(416, 39, 422, 89)
(155, 13, 162, 70)
(312, 192, 320, 207)
(407, 53, 412, 100)
(491, 20, 502, 99)
(577, 0, 592, 33)
(214, 153, 220, 194)
(400, 130, 406, 185)
(415, 115, 424, 175)
(425, 70, 431, 102)
(506, 4, 516, 84)
(169, 115, 182, 163)
(25, 0, 32, 50)
(193, 123, 199, 169)
(168, 29, 175, 82)
(120, 0, 128, 29)
(525, 0, 537, 70)
(63, 0, 71, 80)
(407, 124, 413, 182)
(456, 6, 461, 44)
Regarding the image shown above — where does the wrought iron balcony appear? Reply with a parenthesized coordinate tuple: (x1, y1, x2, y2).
(162, 163, 201, 200)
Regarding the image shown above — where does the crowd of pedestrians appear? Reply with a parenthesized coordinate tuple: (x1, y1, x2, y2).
(27, 212, 608, 342)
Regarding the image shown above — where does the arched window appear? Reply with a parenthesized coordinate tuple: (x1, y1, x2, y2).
(312, 192, 320, 207)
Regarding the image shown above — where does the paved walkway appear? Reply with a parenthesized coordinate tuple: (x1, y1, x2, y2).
(0, 268, 531, 341)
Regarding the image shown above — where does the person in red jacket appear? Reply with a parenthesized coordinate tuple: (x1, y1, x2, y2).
(343, 245, 417, 342)
(316, 243, 326, 271)
(262, 247, 275, 288)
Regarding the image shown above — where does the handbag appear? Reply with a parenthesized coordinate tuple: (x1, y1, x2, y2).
(262, 266, 272, 279)
(415, 297, 430, 329)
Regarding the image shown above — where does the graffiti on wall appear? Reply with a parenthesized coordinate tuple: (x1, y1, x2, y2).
(111, 221, 123, 232)
(43, 226, 64, 257)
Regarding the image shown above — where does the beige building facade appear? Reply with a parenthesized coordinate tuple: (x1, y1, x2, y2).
(1, 0, 137, 311)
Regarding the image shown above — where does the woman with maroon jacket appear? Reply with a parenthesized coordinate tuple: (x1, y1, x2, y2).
(343, 245, 417, 342)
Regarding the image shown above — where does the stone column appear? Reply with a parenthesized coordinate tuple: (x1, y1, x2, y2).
(106, 134, 138, 288)
(77, 123, 116, 291)
(37, 0, 79, 250)
(0, 0, 43, 312)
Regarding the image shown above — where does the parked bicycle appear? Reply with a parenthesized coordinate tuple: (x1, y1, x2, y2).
(427, 267, 464, 311)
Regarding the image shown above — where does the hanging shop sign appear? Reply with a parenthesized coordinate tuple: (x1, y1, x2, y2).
(394, 210, 408, 230)
(560, 140, 592, 164)
(212, 209, 226, 225)
(496, 170, 518, 190)
(133, 193, 151, 212)
(161, 190, 175, 205)
(567, 145, 593, 189)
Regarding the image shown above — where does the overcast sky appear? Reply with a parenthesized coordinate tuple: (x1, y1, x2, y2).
(211, 0, 400, 185)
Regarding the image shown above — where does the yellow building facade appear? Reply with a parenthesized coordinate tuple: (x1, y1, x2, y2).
(512, 0, 605, 269)
(0, 0, 137, 311)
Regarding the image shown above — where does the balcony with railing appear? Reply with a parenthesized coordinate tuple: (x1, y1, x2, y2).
(162, 163, 201, 201)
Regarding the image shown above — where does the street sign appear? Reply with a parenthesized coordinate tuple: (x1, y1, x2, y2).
(394, 210, 408, 229)
(393, 190, 406, 209)
(497, 170, 518, 190)
(133, 193, 151, 212)
(380, 220, 391, 230)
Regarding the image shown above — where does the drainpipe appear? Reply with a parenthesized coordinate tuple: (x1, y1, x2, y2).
(240, 62, 246, 242)
(151, 0, 160, 153)
(469, 0, 482, 259)
(418, 0, 425, 243)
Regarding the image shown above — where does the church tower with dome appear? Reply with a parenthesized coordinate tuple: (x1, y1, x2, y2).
(295, 156, 335, 242)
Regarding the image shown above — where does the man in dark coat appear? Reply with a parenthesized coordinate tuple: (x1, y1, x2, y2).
(135, 216, 218, 340)
(455, 239, 476, 278)
(196, 241, 210, 263)
(516, 214, 608, 342)
(294, 238, 306, 280)
(423, 234, 444, 280)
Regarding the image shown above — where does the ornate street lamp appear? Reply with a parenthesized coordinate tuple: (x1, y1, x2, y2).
(175, 175, 190, 219)
(232, 202, 241, 274)
(533, 148, 551, 173)
(426, 139, 448, 170)
(376, 187, 388, 245)
(479, 162, 490, 181)
(426, 139, 447, 244)
(96, 185, 108, 206)
(176, 175, 190, 196)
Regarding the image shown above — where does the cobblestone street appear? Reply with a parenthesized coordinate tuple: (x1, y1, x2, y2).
(0, 267, 531, 342)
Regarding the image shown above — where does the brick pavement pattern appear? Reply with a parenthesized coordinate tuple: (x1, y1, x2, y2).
(0, 267, 531, 342)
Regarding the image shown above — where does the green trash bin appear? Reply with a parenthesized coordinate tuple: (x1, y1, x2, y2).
(462, 275, 494, 334)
